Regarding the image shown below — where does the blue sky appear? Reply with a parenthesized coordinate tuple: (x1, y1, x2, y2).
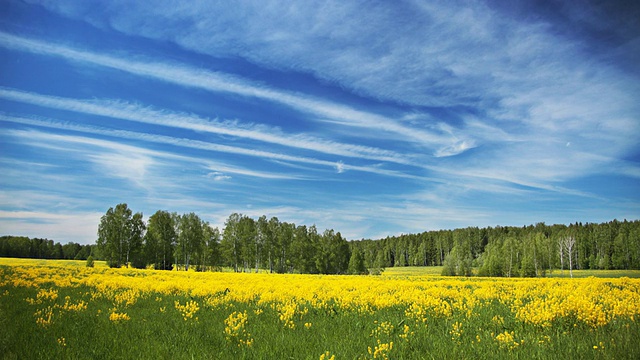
(1, 0, 639, 245)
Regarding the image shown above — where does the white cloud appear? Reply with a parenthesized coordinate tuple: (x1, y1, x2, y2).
(15, 1, 638, 190)
(0, 210, 103, 244)
(434, 140, 476, 158)
(88, 152, 152, 188)
(0, 86, 417, 166)
(205, 164, 299, 180)
(207, 172, 232, 181)
(2, 1, 638, 240)
(0, 112, 429, 180)
(0, 32, 457, 151)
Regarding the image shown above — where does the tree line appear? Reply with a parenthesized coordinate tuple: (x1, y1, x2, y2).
(3, 203, 637, 278)
(96, 203, 364, 274)
(350, 219, 640, 277)
(0, 236, 93, 260)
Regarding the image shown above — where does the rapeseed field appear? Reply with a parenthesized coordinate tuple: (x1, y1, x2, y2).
(1, 258, 638, 359)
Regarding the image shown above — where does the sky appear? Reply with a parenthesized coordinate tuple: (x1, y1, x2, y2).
(1, 0, 639, 245)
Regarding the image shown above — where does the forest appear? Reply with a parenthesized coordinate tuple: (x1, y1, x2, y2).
(1, 202, 639, 277)
(351, 219, 640, 276)
(0, 236, 93, 261)
(95, 204, 356, 275)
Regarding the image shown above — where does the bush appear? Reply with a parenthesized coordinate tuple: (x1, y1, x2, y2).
(86, 255, 95, 268)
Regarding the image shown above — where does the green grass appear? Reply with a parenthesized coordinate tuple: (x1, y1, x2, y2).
(0, 258, 109, 268)
(2, 284, 638, 359)
(1, 282, 639, 358)
(382, 266, 445, 277)
(383, 266, 640, 278)
(546, 269, 640, 278)
(2, 262, 640, 359)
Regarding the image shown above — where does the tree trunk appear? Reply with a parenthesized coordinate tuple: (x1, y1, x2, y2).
(559, 240, 564, 271)
(255, 241, 259, 273)
(534, 242, 538, 277)
(563, 236, 576, 278)
(508, 249, 512, 278)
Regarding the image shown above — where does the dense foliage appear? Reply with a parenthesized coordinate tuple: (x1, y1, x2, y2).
(96, 203, 351, 274)
(0, 236, 93, 261)
(3, 202, 638, 277)
(351, 220, 640, 276)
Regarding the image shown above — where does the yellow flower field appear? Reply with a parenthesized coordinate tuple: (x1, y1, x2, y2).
(1, 258, 639, 359)
(2, 259, 638, 327)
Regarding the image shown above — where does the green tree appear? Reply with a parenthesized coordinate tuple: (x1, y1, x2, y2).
(441, 232, 473, 276)
(266, 217, 280, 272)
(128, 212, 146, 269)
(221, 213, 242, 272)
(478, 239, 504, 277)
(238, 215, 256, 272)
(276, 222, 295, 273)
(201, 224, 220, 270)
(316, 229, 350, 274)
(145, 210, 176, 270)
(503, 237, 518, 277)
(255, 215, 268, 272)
(292, 225, 318, 273)
(347, 248, 366, 275)
(96, 203, 144, 268)
(176, 212, 203, 271)
(315, 229, 335, 274)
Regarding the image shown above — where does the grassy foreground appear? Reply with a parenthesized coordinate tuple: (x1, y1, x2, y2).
(1, 259, 639, 359)
(382, 266, 640, 278)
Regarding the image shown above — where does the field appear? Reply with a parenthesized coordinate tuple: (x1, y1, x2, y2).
(1, 259, 639, 359)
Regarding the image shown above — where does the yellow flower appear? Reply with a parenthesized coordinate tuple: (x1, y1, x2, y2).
(495, 331, 519, 351)
(224, 311, 253, 347)
(109, 312, 130, 322)
(175, 300, 200, 321)
(368, 339, 393, 360)
(319, 351, 335, 360)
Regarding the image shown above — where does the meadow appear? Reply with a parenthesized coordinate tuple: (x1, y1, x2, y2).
(1, 259, 639, 359)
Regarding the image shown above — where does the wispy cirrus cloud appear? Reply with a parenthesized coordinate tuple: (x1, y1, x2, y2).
(205, 164, 305, 181)
(0, 31, 458, 152)
(51, 1, 637, 148)
(0, 113, 425, 180)
(1, 0, 638, 243)
(1, 121, 302, 182)
(39, 0, 637, 111)
(4, 27, 636, 192)
(0, 86, 414, 164)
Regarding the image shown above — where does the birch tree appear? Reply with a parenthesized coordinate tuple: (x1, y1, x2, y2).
(562, 235, 576, 278)
(145, 210, 176, 270)
(176, 212, 203, 271)
(97, 203, 144, 268)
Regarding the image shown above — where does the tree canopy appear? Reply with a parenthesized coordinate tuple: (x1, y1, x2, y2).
(350, 220, 640, 276)
(94, 204, 352, 274)
(3, 202, 638, 278)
